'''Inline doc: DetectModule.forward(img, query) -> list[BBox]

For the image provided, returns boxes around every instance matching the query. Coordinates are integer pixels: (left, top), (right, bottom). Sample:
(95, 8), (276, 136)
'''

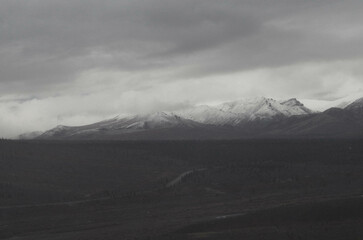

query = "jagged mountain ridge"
(36, 97), (315, 139)
(253, 97), (363, 138)
(174, 97), (313, 126)
(220, 97), (312, 121)
(34, 97), (363, 139)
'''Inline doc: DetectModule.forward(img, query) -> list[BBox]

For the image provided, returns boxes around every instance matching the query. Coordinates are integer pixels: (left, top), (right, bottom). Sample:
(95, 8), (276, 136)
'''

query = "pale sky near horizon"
(1, 0), (363, 137)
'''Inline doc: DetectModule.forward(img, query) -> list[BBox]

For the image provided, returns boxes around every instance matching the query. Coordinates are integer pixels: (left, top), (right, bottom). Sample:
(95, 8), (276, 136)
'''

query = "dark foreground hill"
(1, 139), (363, 239)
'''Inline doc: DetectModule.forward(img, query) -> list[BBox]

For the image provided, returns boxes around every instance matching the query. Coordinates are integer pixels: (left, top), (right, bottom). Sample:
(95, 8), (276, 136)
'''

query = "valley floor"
(0, 139), (362, 239)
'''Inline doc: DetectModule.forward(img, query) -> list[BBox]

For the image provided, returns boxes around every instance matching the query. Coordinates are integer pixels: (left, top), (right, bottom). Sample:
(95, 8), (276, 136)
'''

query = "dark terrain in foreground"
(0, 139), (363, 239)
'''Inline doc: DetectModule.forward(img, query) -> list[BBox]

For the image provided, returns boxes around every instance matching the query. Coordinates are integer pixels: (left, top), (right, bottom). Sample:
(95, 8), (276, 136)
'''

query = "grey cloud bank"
(0, 0), (363, 137)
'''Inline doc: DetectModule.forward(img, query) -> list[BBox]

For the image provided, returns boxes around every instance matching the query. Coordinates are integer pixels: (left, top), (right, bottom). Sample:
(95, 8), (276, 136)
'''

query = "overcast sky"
(1, 0), (363, 137)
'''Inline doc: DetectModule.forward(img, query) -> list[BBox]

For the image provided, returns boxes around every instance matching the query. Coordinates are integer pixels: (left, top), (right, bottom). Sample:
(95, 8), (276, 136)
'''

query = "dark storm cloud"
(1, 0), (361, 93)
(1, 0), (363, 137)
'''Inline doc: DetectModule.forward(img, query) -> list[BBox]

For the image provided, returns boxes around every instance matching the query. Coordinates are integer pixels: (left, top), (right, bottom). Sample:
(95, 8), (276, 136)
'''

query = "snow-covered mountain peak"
(175, 97), (312, 125)
(49, 125), (72, 132)
(220, 97), (263, 115)
(281, 98), (303, 107)
(136, 111), (174, 121)
(36, 96), (316, 139)
(217, 97), (312, 121)
(39, 125), (72, 138)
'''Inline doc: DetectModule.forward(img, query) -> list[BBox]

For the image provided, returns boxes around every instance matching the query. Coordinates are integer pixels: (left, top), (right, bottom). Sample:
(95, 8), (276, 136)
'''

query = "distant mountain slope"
(38, 112), (206, 139)
(174, 105), (239, 126)
(18, 131), (44, 140)
(34, 97), (363, 140)
(345, 97), (363, 116)
(220, 97), (312, 121)
(259, 98), (363, 137)
(301, 92), (363, 111)
(174, 97), (312, 126)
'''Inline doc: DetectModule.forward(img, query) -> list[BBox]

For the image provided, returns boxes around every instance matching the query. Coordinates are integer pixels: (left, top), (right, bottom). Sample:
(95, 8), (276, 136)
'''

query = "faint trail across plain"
(166, 168), (207, 188)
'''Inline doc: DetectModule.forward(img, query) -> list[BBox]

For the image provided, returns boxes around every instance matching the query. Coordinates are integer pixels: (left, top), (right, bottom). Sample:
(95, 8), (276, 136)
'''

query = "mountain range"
(28, 97), (363, 140)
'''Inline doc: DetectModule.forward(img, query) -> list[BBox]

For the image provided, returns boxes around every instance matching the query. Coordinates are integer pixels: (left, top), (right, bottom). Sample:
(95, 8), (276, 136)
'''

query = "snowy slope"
(174, 105), (239, 126)
(37, 97), (314, 139)
(220, 97), (312, 121)
(344, 98), (363, 118)
(301, 92), (363, 111)
(110, 112), (201, 129)
(280, 98), (313, 115)
(38, 112), (202, 139)
(175, 97), (312, 126)
(345, 97), (363, 110)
